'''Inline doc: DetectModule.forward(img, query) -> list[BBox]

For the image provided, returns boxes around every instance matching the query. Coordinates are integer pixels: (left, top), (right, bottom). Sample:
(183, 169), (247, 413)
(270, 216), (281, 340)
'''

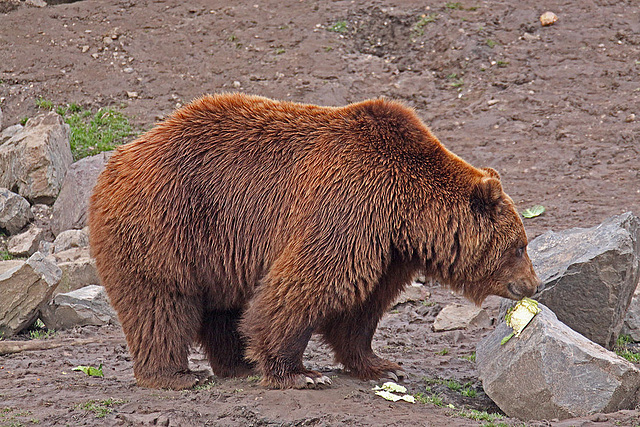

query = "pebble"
(127, 91), (138, 98)
(233, 81), (241, 88)
(487, 99), (499, 106)
(540, 11), (558, 27)
(625, 113), (635, 123)
(81, 45), (90, 53)
(123, 67), (134, 74)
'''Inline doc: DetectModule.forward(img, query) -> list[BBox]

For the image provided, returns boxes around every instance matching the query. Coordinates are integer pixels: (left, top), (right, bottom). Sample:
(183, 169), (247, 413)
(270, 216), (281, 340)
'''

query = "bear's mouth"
(507, 282), (525, 300)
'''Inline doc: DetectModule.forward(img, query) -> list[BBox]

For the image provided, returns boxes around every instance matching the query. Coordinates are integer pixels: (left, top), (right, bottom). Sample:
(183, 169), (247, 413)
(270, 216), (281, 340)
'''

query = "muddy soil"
(1, 0), (639, 425)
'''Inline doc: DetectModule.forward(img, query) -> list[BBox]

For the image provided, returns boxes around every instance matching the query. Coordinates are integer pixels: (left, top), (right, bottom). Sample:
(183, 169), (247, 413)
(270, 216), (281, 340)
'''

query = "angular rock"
(0, 112), (73, 204)
(622, 286), (640, 341)
(40, 285), (118, 330)
(52, 228), (89, 253)
(7, 226), (44, 257)
(477, 303), (640, 420)
(529, 212), (640, 349)
(433, 303), (490, 332)
(0, 188), (33, 234)
(1, 124), (24, 144)
(46, 246), (100, 294)
(0, 252), (61, 337)
(55, 257), (101, 295)
(50, 152), (111, 235)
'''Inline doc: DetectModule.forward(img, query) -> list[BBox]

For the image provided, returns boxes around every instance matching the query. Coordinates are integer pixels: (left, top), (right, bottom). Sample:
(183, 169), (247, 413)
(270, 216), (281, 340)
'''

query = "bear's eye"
(516, 246), (525, 258)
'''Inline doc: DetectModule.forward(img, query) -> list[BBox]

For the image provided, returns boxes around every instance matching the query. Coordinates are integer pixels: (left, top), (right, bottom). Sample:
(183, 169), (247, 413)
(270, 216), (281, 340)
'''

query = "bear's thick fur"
(89, 93), (540, 389)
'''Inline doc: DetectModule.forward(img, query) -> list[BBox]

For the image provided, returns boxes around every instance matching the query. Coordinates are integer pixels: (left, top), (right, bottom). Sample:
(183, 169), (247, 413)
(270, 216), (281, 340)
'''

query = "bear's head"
(454, 168), (541, 305)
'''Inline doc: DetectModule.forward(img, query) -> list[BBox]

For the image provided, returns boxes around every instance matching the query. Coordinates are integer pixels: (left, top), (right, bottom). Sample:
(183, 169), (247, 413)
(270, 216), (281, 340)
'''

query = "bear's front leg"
(320, 309), (406, 382)
(240, 288), (332, 389)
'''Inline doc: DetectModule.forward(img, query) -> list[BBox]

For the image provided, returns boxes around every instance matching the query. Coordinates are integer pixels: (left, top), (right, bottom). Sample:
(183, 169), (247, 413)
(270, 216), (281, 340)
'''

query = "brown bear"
(89, 93), (540, 390)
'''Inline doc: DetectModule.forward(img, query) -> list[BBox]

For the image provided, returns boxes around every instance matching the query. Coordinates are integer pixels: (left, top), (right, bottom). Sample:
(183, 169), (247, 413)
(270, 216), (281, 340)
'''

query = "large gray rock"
(0, 252), (62, 337)
(0, 112), (72, 204)
(529, 212), (640, 349)
(40, 285), (118, 330)
(7, 226), (44, 257)
(477, 303), (640, 420)
(432, 303), (490, 332)
(50, 152), (111, 236)
(0, 188), (33, 234)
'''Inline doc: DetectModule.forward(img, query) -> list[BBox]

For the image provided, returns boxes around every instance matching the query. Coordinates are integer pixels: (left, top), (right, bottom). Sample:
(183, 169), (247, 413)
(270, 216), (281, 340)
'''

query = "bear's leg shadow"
(240, 286), (332, 389)
(198, 308), (255, 378)
(114, 283), (205, 390)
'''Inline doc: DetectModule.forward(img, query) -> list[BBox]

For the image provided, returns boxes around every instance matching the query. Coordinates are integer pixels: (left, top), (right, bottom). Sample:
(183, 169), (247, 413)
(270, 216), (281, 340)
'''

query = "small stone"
(123, 67), (134, 74)
(127, 91), (138, 98)
(522, 33), (540, 42)
(233, 81), (241, 88)
(0, 188), (33, 235)
(103, 36), (113, 45)
(81, 45), (90, 53)
(540, 11), (558, 27)
(91, 53), (99, 59)
(487, 99), (499, 106)
(53, 229), (89, 253)
(8, 226), (44, 257)
(625, 113), (635, 123)
(433, 303), (491, 332)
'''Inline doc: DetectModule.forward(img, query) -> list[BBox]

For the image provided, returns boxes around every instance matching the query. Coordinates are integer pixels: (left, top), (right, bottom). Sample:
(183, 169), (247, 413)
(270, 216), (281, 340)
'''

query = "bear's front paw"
(262, 370), (333, 389)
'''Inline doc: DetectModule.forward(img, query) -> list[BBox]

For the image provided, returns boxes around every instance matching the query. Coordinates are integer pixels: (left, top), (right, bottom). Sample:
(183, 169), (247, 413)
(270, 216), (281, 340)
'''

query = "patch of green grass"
(436, 347), (449, 356)
(460, 352), (476, 362)
(486, 38), (498, 48)
(35, 97), (54, 110)
(327, 20), (348, 33)
(60, 106), (134, 161)
(0, 250), (13, 261)
(414, 391), (444, 406)
(28, 327), (55, 340)
(274, 47), (286, 55)
(615, 334), (640, 363)
(19, 117), (29, 126)
(193, 380), (216, 391)
(0, 408), (34, 427)
(424, 377), (478, 398)
(496, 60), (509, 68)
(76, 398), (124, 419)
(412, 13), (439, 37)
(445, 2), (463, 9)
(455, 408), (503, 422)
(246, 375), (261, 383)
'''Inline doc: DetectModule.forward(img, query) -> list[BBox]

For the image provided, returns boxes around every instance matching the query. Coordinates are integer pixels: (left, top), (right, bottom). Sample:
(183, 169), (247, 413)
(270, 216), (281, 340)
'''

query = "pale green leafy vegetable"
(374, 390), (416, 403)
(73, 364), (104, 377)
(501, 298), (541, 345)
(522, 205), (545, 218)
(373, 381), (407, 393)
(372, 382), (415, 403)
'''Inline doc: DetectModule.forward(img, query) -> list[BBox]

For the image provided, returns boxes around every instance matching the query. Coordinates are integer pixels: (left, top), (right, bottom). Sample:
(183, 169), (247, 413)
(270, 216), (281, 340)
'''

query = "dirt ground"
(1, 0), (639, 425)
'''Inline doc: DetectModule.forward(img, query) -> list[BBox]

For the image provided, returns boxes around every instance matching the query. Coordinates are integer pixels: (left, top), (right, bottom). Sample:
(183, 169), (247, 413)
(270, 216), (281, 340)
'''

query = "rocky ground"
(1, 0), (639, 425)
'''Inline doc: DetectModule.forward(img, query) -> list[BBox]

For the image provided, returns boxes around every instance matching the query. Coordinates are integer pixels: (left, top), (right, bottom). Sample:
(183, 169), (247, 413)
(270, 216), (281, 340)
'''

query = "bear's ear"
(470, 177), (503, 214)
(481, 167), (500, 179)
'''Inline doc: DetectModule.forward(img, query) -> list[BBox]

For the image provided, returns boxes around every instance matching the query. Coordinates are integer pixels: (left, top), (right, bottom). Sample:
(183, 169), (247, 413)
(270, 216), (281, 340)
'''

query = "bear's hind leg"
(198, 309), (255, 378)
(116, 286), (204, 390)
(241, 291), (331, 389)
